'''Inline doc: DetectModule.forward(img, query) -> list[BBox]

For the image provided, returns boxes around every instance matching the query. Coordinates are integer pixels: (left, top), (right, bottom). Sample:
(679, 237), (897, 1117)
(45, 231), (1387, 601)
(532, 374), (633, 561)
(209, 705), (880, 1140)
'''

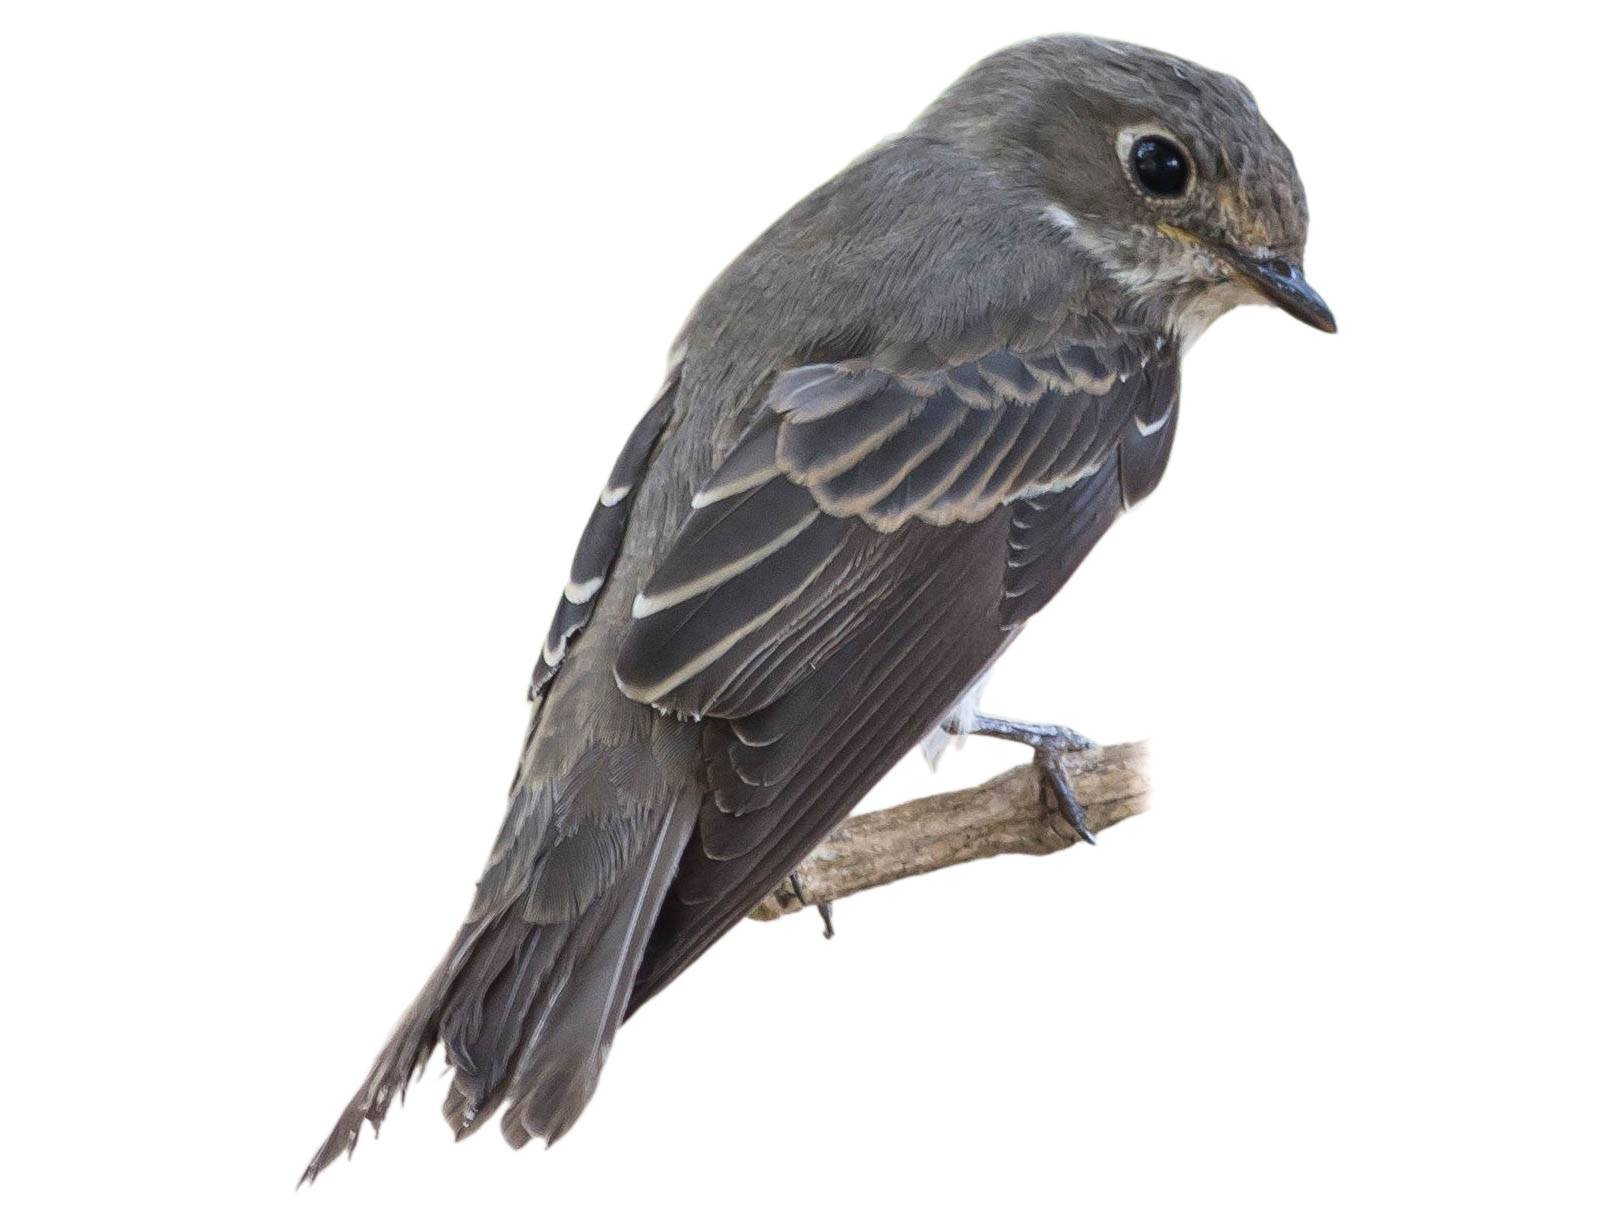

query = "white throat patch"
(1041, 203), (1256, 348)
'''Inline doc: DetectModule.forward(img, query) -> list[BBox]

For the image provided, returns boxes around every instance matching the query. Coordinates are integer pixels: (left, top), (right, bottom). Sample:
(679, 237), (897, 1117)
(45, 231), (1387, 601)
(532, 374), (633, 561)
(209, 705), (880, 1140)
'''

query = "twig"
(749, 740), (1149, 922)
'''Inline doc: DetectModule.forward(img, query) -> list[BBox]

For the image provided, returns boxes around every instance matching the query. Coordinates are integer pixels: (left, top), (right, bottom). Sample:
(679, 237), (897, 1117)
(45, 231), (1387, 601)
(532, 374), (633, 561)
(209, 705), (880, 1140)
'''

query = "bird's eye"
(1130, 136), (1191, 198)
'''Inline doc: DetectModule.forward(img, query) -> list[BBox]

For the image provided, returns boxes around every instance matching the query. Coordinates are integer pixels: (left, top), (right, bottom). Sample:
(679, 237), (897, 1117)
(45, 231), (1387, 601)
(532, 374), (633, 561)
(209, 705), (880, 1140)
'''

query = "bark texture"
(749, 740), (1148, 921)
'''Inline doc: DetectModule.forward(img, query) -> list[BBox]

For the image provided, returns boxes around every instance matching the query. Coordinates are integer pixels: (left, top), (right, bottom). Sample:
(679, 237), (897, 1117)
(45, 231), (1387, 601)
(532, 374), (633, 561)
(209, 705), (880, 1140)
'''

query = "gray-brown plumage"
(303, 33), (1331, 1180)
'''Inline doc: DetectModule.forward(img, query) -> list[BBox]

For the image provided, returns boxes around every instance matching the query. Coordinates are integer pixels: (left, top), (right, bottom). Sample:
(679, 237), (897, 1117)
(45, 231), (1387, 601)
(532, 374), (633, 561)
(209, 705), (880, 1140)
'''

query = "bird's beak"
(1156, 224), (1336, 333)
(1224, 248), (1336, 334)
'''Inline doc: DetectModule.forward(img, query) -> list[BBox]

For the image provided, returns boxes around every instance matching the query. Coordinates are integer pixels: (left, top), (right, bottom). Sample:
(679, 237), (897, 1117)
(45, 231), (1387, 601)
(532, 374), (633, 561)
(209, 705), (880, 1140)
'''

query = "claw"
(1035, 747), (1098, 845)
(790, 871), (837, 938)
(947, 712), (1098, 844)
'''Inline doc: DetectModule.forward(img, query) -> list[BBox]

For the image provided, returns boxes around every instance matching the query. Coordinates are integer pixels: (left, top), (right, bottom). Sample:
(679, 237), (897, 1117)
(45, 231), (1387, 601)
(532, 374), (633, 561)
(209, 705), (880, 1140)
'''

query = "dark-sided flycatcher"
(305, 34), (1332, 1179)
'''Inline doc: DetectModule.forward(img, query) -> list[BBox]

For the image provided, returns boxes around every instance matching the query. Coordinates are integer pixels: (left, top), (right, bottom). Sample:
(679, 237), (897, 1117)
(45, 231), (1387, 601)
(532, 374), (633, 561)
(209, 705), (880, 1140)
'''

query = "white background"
(3, 3), (1615, 1212)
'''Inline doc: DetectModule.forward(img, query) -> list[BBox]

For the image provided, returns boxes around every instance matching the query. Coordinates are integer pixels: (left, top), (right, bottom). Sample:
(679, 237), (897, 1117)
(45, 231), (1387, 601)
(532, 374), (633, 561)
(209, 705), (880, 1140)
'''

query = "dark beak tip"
(1243, 256), (1335, 335)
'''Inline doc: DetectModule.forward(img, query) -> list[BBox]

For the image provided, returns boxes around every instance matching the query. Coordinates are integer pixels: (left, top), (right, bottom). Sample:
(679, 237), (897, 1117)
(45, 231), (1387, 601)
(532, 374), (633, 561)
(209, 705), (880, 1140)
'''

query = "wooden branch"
(749, 740), (1149, 922)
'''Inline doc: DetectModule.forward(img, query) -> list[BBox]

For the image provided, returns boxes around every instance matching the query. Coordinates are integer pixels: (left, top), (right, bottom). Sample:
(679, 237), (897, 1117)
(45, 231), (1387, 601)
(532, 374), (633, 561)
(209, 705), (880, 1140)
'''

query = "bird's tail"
(301, 788), (697, 1183)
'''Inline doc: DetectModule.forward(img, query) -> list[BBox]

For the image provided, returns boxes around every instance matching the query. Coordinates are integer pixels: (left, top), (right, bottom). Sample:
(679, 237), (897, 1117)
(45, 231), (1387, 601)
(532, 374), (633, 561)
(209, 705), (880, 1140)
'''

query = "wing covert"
(528, 372), (679, 701)
(614, 335), (1166, 718)
(616, 331), (1181, 1007)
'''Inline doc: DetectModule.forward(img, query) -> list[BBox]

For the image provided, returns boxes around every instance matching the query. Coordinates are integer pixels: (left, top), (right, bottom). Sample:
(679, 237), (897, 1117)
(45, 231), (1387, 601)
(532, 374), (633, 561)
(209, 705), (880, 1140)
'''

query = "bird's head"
(916, 35), (1335, 341)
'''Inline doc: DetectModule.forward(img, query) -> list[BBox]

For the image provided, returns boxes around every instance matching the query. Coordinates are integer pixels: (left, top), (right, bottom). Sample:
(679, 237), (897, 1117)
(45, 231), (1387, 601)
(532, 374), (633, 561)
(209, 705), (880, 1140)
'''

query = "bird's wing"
(618, 330), (1179, 1005)
(527, 369), (680, 702)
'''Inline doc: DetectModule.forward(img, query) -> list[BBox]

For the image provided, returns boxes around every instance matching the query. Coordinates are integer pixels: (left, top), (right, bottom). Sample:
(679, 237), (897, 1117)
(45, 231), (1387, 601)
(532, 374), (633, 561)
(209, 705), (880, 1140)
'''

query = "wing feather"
(614, 332), (1180, 1007)
(529, 374), (679, 697)
(616, 337), (1171, 717)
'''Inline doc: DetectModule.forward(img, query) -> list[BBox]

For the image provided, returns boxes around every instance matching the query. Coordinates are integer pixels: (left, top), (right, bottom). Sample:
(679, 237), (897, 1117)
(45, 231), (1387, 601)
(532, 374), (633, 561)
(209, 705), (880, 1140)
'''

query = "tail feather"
(302, 789), (697, 1183)
(438, 906), (532, 1076)
(502, 793), (694, 1146)
(299, 918), (491, 1185)
(439, 904), (591, 1138)
(440, 919), (572, 1132)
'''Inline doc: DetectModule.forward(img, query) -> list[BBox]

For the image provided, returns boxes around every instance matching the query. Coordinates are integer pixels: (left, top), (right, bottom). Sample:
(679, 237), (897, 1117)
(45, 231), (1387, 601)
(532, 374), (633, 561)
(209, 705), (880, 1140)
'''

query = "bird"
(302, 33), (1333, 1181)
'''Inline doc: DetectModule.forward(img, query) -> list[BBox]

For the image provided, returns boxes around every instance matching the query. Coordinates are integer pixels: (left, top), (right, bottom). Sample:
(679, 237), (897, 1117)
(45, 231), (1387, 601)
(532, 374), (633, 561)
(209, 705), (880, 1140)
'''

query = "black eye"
(1130, 135), (1190, 197)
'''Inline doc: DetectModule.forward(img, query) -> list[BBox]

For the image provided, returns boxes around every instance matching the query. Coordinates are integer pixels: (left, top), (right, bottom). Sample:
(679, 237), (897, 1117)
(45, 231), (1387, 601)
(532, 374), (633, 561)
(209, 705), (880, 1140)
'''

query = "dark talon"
(1036, 748), (1098, 845)
(947, 712), (1098, 844)
(790, 871), (836, 938)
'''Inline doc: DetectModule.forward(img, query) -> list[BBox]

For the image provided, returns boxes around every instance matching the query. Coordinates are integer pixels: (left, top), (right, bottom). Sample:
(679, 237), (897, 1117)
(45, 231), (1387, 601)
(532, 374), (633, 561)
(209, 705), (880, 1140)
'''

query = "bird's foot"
(946, 713), (1099, 844)
(789, 871), (836, 939)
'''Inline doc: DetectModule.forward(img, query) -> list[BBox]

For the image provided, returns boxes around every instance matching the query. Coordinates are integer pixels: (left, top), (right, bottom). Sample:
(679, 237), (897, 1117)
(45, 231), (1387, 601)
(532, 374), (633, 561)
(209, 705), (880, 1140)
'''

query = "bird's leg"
(945, 713), (1099, 844)
(789, 871), (836, 939)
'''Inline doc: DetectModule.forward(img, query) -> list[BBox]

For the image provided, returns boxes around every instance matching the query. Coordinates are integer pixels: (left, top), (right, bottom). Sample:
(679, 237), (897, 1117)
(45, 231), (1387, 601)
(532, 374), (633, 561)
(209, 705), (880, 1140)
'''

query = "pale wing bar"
(529, 373), (679, 700)
(614, 339), (1156, 715)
